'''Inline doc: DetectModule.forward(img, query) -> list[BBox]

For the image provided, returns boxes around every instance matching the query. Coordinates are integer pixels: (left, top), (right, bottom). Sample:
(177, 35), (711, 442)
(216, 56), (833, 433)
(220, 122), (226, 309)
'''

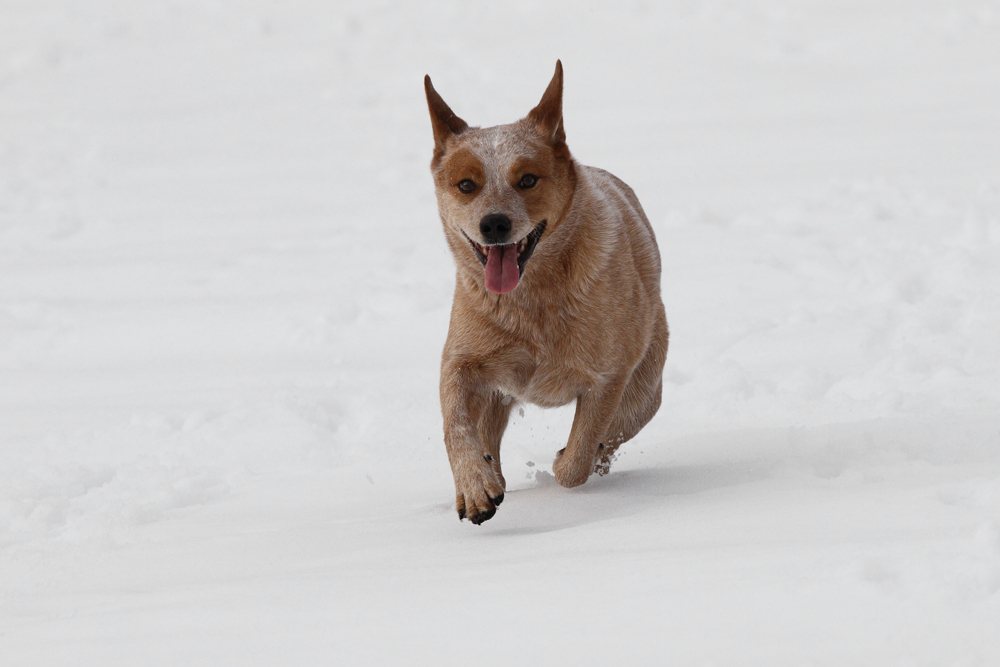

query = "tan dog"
(425, 61), (669, 524)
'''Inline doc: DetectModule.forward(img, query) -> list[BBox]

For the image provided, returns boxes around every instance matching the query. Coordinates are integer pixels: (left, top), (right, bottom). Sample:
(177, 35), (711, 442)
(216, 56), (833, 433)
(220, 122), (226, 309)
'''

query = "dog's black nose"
(479, 213), (512, 244)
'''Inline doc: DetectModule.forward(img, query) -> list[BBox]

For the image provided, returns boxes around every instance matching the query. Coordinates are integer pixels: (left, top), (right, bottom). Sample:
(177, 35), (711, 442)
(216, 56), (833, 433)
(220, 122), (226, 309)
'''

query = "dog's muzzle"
(464, 219), (547, 294)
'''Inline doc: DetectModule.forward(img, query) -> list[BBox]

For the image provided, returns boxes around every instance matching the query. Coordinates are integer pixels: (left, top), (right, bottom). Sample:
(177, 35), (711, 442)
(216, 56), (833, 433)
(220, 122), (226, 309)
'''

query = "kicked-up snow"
(2, 1), (1000, 664)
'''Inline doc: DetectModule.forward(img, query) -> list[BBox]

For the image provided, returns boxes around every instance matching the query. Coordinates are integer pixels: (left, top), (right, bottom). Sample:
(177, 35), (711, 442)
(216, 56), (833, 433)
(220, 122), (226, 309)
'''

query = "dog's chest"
(518, 359), (590, 407)
(499, 335), (598, 408)
(492, 300), (608, 408)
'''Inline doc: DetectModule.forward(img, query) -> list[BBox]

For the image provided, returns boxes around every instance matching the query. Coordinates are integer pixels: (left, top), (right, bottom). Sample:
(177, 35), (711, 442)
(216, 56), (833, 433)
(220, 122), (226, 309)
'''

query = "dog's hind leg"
(594, 317), (669, 475)
(553, 315), (669, 488)
(478, 390), (514, 489)
(594, 374), (661, 475)
(553, 375), (630, 488)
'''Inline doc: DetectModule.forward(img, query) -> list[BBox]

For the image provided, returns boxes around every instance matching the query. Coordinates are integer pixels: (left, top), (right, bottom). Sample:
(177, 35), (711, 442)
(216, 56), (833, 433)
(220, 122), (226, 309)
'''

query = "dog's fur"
(425, 61), (668, 524)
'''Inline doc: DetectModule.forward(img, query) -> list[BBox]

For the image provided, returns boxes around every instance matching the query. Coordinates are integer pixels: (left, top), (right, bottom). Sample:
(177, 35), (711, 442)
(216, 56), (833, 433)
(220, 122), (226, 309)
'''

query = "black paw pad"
(470, 506), (497, 525)
(458, 508), (466, 521)
(490, 493), (504, 506)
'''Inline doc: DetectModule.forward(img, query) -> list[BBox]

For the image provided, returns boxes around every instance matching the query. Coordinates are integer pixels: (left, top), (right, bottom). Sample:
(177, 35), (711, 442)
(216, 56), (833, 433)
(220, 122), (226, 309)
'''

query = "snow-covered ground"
(3, 1), (1000, 664)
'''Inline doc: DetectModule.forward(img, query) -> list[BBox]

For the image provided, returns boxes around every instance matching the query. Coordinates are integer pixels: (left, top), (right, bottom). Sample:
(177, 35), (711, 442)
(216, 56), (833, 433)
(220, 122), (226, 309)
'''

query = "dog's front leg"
(553, 377), (628, 488)
(441, 363), (507, 524)
(479, 390), (514, 490)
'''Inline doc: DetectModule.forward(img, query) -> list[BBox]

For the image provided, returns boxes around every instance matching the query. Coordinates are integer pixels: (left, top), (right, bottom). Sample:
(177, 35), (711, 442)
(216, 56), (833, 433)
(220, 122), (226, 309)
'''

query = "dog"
(425, 61), (669, 524)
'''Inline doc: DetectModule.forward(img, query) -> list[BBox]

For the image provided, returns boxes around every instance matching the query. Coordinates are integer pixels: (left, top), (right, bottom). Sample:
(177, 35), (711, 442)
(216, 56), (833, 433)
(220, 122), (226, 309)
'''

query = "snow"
(2, 1), (1000, 664)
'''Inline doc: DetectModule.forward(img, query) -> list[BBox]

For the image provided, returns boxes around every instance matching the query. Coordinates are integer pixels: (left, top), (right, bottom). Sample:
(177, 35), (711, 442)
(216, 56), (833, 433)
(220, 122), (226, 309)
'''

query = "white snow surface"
(3, 1), (1000, 664)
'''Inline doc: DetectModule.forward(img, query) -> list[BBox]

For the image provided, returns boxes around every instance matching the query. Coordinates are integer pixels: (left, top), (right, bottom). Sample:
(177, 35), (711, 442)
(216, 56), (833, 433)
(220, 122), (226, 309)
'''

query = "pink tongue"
(484, 244), (520, 294)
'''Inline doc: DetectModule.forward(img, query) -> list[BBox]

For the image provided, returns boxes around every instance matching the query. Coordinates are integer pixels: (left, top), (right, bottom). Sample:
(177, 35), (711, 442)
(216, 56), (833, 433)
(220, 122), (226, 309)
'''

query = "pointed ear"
(528, 60), (565, 145)
(424, 75), (468, 152)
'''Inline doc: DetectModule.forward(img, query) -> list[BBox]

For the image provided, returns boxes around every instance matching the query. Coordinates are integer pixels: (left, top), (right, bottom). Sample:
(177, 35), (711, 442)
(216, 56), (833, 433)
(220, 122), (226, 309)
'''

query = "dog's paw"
(554, 443), (615, 484)
(456, 489), (505, 525)
(552, 450), (591, 488)
(454, 456), (506, 525)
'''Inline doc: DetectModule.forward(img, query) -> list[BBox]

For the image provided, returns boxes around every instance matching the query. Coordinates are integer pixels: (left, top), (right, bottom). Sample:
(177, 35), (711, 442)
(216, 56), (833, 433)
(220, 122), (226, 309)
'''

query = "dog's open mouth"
(465, 220), (547, 294)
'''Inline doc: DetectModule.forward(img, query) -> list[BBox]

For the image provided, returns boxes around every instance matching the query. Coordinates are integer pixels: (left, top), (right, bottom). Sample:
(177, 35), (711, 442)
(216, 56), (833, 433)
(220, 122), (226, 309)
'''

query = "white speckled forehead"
(462, 124), (538, 190)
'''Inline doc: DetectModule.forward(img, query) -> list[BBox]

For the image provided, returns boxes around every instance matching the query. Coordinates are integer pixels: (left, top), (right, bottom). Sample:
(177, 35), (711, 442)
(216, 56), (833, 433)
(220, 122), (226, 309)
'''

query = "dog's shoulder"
(575, 165), (659, 263)
(578, 166), (646, 223)
(581, 166), (637, 201)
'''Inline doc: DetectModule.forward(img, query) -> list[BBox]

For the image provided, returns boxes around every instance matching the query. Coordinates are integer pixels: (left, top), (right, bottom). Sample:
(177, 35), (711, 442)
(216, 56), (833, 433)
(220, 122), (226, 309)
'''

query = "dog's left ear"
(425, 75), (468, 153)
(528, 60), (566, 146)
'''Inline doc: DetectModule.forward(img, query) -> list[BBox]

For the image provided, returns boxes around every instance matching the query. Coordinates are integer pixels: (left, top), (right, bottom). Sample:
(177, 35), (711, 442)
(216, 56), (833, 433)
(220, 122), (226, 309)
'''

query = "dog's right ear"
(528, 60), (565, 147)
(425, 75), (468, 153)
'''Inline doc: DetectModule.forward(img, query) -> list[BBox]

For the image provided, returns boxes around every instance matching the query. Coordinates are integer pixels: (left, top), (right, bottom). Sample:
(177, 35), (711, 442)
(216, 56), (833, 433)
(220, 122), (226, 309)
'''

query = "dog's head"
(425, 61), (576, 295)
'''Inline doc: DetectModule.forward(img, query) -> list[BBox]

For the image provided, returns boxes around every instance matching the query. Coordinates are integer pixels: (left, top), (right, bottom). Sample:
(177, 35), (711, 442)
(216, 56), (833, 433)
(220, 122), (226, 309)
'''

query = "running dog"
(425, 61), (668, 524)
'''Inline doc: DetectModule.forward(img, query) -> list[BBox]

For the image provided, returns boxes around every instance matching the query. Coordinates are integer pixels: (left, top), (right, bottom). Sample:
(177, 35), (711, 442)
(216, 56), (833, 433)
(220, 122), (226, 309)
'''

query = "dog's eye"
(457, 179), (477, 194)
(518, 174), (538, 189)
